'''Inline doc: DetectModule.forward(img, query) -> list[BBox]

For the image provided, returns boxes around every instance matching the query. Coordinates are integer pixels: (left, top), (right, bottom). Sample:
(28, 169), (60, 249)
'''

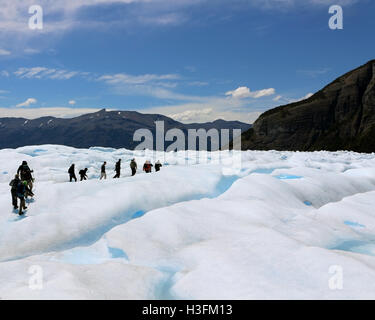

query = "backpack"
(20, 165), (32, 180)
(9, 179), (19, 190)
(16, 182), (25, 197)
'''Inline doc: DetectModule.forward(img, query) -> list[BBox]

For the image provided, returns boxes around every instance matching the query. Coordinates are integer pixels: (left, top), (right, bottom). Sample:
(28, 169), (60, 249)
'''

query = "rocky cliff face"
(242, 60), (375, 152)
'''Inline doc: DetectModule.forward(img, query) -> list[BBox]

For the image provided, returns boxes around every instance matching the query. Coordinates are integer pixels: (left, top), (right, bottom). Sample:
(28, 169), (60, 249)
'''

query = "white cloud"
(0, 0), (202, 37)
(251, 88), (276, 98)
(272, 92), (315, 104)
(0, 0), (360, 42)
(226, 87), (251, 99)
(226, 86), (276, 99)
(309, 0), (358, 5)
(14, 67), (48, 79)
(68, 100), (76, 105)
(97, 72), (195, 101)
(0, 71), (9, 77)
(250, 0), (358, 9)
(287, 92), (314, 103)
(143, 94), (262, 123)
(14, 67), (80, 80)
(9, 66), (201, 102)
(97, 73), (180, 85)
(138, 12), (188, 26)
(16, 98), (37, 108)
(50, 70), (79, 80)
(0, 107), (103, 119)
(168, 108), (213, 122)
(297, 92), (314, 101)
(12, 67), (179, 90)
(167, 106), (260, 124)
(0, 49), (11, 56)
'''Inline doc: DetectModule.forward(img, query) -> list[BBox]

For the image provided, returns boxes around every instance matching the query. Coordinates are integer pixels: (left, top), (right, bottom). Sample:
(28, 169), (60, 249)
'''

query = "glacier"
(1, 145), (375, 299)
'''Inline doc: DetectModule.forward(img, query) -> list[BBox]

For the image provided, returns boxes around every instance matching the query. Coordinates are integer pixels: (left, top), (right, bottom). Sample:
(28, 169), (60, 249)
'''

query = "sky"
(0, 0), (374, 123)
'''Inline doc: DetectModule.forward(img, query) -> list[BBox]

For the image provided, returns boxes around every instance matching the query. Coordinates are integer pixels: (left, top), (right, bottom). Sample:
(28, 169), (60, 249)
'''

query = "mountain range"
(0, 109), (251, 150)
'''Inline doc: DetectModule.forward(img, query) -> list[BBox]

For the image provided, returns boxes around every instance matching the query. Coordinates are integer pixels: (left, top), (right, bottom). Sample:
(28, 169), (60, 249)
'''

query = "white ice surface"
(1, 146), (375, 299)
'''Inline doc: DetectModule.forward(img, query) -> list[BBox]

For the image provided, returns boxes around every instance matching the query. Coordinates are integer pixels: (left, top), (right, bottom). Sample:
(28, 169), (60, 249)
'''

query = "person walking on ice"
(143, 160), (153, 173)
(68, 164), (77, 182)
(113, 159), (121, 178)
(9, 174), (21, 210)
(130, 158), (137, 176)
(17, 161), (34, 193)
(155, 160), (163, 172)
(17, 181), (34, 215)
(100, 161), (107, 180)
(79, 168), (88, 181)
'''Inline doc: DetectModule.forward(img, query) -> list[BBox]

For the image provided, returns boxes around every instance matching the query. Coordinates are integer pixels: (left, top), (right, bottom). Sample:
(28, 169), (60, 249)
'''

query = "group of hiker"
(9, 158), (163, 216)
(9, 161), (35, 216)
(68, 159), (163, 182)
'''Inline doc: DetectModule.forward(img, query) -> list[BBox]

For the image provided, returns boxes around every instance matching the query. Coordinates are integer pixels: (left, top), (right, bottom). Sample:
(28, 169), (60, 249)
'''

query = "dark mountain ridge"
(0, 109), (251, 150)
(241, 60), (375, 153)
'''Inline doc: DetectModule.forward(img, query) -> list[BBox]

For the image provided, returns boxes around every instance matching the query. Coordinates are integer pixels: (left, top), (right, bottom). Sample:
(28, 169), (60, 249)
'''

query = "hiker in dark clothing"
(113, 159), (121, 178)
(130, 159), (137, 176)
(79, 168), (88, 181)
(17, 161), (34, 192)
(17, 181), (34, 215)
(17, 161), (31, 180)
(68, 164), (77, 182)
(143, 161), (153, 173)
(100, 162), (107, 180)
(155, 161), (163, 172)
(9, 174), (21, 210)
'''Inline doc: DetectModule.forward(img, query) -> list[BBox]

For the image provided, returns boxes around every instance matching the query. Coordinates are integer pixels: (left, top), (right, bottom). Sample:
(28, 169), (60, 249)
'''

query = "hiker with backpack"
(68, 164), (77, 182)
(143, 161), (153, 173)
(100, 162), (107, 180)
(9, 174), (21, 210)
(17, 161), (34, 193)
(130, 159), (137, 176)
(79, 168), (88, 181)
(114, 159), (121, 178)
(17, 181), (34, 215)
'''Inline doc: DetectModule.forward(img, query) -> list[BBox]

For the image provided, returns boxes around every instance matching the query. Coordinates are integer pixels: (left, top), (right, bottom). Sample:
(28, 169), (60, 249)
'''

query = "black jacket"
(68, 165), (75, 175)
(9, 178), (20, 190)
(17, 165), (32, 180)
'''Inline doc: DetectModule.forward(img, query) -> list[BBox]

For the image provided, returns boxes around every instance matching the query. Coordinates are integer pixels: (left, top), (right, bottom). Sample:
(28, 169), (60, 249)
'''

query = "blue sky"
(0, 0), (374, 123)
